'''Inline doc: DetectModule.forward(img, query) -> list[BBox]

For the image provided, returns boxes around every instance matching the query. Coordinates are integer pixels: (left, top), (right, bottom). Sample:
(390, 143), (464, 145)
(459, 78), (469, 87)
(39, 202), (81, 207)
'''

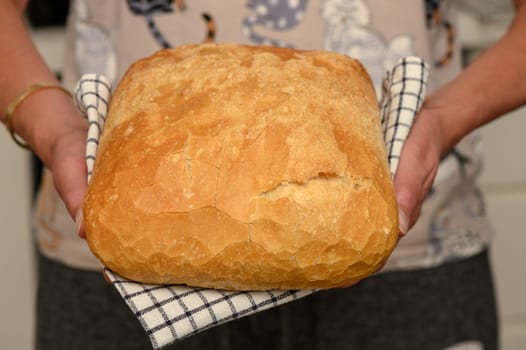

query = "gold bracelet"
(5, 83), (73, 150)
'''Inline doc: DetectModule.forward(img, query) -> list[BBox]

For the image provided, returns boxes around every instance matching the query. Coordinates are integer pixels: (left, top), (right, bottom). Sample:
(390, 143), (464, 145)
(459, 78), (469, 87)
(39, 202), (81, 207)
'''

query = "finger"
(394, 187), (412, 236)
(393, 146), (425, 235)
(75, 210), (86, 239)
(394, 160), (435, 235)
(393, 115), (441, 235)
(53, 154), (87, 224)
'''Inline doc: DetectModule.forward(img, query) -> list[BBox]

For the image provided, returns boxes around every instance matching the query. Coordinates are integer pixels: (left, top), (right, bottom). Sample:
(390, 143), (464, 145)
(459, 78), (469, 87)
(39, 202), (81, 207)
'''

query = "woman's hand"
(10, 87), (90, 237)
(23, 89), (90, 237)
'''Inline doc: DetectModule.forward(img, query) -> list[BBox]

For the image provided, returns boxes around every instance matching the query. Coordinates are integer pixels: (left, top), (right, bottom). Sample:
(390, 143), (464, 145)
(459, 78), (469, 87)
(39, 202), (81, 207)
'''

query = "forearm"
(0, 0), (59, 117)
(0, 0), (84, 166)
(423, 1), (526, 155)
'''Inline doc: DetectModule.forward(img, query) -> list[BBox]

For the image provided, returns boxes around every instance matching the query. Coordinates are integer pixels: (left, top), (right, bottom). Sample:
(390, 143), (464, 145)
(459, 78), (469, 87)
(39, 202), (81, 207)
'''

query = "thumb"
(393, 120), (441, 236)
(395, 188), (412, 236)
(52, 152), (88, 238)
(393, 162), (426, 236)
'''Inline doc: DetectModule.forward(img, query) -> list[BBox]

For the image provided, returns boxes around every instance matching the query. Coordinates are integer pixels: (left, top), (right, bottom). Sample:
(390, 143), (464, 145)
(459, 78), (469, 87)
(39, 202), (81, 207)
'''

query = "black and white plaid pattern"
(107, 276), (313, 348)
(74, 74), (112, 183)
(380, 57), (430, 176)
(75, 57), (428, 349)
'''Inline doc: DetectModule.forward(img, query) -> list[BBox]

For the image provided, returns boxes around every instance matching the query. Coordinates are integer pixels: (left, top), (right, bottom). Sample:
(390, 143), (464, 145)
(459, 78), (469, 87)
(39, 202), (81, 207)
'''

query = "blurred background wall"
(1, 1), (525, 349)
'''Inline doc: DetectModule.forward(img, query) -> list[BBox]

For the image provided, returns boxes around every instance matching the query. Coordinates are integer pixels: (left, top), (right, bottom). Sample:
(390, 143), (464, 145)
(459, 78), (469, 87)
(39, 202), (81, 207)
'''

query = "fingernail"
(75, 210), (84, 237)
(102, 268), (112, 284)
(398, 210), (409, 236)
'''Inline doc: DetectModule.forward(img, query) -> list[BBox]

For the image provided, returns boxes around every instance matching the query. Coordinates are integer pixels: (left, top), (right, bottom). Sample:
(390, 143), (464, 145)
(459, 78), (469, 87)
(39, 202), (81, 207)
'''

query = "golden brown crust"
(83, 43), (398, 290)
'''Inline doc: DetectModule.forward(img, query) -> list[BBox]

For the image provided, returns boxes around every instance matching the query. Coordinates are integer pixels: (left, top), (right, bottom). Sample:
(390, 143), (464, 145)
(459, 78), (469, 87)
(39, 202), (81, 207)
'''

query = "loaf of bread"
(83, 43), (398, 291)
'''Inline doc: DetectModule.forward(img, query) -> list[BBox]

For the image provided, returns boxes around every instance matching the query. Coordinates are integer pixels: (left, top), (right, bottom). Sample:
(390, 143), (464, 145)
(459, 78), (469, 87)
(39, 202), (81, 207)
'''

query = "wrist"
(411, 107), (447, 160)
(5, 84), (72, 148)
(11, 84), (87, 166)
(419, 86), (482, 156)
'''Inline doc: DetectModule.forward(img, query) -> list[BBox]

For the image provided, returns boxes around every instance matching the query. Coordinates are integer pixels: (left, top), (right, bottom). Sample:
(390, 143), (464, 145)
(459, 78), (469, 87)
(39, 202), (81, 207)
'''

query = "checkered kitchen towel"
(75, 56), (429, 349)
